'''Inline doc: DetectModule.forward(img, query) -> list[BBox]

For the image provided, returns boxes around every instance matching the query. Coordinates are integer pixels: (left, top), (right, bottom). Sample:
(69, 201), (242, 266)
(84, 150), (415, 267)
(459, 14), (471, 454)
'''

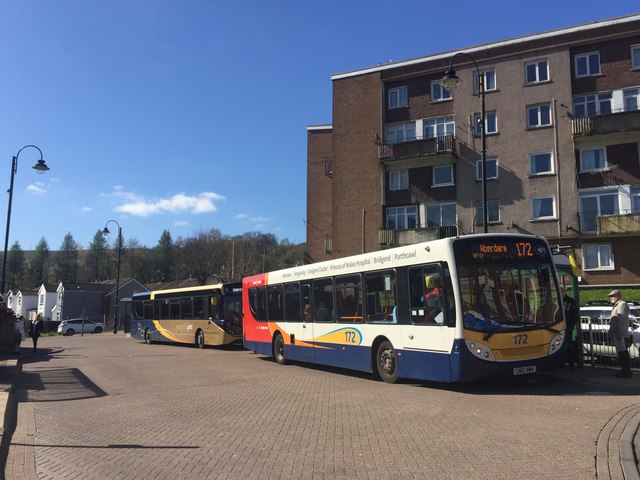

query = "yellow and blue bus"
(242, 234), (566, 383)
(131, 283), (242, 348)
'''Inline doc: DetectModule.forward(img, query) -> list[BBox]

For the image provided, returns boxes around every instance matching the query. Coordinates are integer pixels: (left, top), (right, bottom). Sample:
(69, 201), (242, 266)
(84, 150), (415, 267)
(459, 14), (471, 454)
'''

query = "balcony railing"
(571, 108), (640, 136)
(377, 134), (455, 162)
(579, 209), (640, 235)
(378, 225), (458, 246)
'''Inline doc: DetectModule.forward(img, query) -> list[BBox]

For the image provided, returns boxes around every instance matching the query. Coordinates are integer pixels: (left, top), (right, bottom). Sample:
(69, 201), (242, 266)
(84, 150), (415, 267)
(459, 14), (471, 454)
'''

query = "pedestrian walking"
(28, 318), (44, 353)
(562, 287), (579, 370)
(14, 315), (24, 354)
(608, 290), (632, 378)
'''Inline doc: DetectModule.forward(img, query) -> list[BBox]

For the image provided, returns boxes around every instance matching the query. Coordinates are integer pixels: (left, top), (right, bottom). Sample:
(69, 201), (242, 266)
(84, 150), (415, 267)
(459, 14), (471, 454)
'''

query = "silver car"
(57, 318), (106, 336)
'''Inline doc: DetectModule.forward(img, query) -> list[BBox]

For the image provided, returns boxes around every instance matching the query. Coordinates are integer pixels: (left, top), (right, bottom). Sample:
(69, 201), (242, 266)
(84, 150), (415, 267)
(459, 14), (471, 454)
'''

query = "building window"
(632, 45), (640, 69)
(430, 81), (451, 102)
(583, 244), (613, 271)
(624, 88), (640, 112)
(386, 205), (417, 230)
(475, 157), (498, 181)
(384, 122), (416, 144)
(527, 104), (551, 128)
(531, 196), (556, 220)
(389, 170), (408, 191)
(474, 111), (497, 136)
(579, 148), (607, 172)
(424, 115), (454, 139)
(632, 187), (640, 213)
(476, 200), (500, 225)
(574, 52), (600, 78)
(573, 93), (612, 118)
(433, 165), (454, 187)
(473, 69), (496, 93)
(579, 190), (619, 232)
(426, 202), (456, 227)
(388, 86), (407, 109)
(529, 152), (553, 175)
(525, 60), (549, 84)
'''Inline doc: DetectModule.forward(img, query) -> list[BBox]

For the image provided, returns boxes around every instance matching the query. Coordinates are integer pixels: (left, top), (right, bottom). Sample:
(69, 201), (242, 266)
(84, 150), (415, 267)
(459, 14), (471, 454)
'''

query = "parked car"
(57, 318), (106, 336)
(579, 302), (640, 358)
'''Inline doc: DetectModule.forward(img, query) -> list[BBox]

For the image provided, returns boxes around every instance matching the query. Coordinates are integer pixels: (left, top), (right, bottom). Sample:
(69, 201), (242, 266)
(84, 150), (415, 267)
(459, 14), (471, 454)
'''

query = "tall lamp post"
(440, 52), (488, 233)
(1, 145), (50, 294)
(102, 220), (122, 334)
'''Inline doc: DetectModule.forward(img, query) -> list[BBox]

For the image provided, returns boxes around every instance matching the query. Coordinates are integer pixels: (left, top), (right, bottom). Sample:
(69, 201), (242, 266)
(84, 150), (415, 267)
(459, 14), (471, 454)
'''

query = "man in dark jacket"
(562, 287), (579, 370)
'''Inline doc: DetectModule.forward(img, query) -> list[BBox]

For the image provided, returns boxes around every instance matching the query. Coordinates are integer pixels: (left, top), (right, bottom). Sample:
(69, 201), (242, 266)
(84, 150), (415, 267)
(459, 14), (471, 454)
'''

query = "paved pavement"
(0, 334), (638, 479)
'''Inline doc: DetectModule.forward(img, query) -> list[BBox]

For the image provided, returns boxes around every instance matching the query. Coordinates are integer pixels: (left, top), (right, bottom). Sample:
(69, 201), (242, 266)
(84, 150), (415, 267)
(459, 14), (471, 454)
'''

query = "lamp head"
(439, 69), (463, 92)
(102, 227), (110, 236)
(32, 159), (50, 175)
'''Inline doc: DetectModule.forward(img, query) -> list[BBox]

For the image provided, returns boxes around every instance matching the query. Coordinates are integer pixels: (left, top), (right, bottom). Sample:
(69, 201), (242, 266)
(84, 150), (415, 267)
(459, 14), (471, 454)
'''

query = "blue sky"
(0, 1), (638, 250)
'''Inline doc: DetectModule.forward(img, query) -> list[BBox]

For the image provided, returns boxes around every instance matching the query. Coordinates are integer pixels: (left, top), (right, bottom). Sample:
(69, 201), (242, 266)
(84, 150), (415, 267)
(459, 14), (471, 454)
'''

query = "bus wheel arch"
(272, 331), (287, 365)
(196, 329), (205, 349)
(373, 337), (399, 383)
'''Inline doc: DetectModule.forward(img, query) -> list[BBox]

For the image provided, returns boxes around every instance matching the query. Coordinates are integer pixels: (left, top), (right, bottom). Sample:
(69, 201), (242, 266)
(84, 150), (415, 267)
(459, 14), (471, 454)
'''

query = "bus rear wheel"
(376, 340), (398, 383)
(273, 333), (287, 365)
(196, 330), (205, 349)
(144, 328), (152, 344)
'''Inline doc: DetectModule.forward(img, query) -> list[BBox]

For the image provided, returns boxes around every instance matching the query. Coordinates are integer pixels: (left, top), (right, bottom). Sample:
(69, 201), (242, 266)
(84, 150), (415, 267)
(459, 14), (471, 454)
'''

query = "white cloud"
(82, 206), (92, 213)
(114, 192), (225, 217)
(174, 220), (190, 227)
(26, 182), (46, 195)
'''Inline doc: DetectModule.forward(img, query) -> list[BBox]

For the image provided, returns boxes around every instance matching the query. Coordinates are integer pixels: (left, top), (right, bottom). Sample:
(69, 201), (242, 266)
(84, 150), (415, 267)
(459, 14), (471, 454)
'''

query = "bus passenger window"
(364, 270), (397, 323)
(313, 278), (334, 322)
(409, 266), (444, 324)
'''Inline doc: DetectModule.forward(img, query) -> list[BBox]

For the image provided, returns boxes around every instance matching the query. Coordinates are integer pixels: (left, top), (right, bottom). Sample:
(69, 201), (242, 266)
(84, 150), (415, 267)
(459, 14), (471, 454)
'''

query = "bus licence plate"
(513, 366), (536, 375)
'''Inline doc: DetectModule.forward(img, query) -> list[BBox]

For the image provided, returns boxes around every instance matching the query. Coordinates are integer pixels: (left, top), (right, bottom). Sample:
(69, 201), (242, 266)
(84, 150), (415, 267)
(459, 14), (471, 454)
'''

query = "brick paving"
(1, 334), (639, 480)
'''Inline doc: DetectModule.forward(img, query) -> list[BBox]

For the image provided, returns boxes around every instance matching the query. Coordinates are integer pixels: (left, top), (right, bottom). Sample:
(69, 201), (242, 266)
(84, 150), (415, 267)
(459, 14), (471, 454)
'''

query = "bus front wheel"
(376, 340), (398, 383)
(144, 329), (152, 344)
(273, 333), (287, 365)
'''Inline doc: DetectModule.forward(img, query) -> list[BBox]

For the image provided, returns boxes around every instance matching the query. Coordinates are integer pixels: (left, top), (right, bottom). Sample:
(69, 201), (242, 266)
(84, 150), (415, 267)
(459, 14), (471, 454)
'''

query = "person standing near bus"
(608, 290), (632, 378)
(562, 287), (579, 371)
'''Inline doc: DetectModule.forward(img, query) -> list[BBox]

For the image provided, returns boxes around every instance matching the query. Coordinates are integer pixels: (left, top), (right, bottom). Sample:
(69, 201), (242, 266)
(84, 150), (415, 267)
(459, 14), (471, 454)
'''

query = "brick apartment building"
(306, 14), (640, 286)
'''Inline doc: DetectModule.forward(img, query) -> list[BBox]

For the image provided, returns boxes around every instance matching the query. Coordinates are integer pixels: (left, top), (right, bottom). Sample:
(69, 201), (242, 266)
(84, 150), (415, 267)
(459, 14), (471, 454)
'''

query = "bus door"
(277, 283), (313, 361)
(204, 294), (224, 344)
(402, 265), (456, 356)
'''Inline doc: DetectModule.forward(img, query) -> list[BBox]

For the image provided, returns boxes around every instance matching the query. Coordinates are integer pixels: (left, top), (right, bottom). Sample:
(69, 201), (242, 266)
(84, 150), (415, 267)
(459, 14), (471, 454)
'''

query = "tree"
(6, 241), (25, 290)
(155, 230), (174, 282)
(28, 237), (50, 287)
(85, 230), (108, 282)
(55, 233), (79, 283)
(176, 229), (228, 285)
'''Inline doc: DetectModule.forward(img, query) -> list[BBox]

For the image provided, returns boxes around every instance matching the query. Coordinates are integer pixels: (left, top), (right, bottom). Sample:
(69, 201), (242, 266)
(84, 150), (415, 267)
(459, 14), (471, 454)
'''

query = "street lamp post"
(1, 145), (50, 294)
(440, 52), (488, 233)
(102, 220), (122, 334)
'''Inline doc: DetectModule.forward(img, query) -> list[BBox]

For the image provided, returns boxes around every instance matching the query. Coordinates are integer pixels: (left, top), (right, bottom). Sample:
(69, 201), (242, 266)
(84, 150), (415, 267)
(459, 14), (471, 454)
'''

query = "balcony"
(378, 134), (456, 169)
(597, 212), (640, 235)
(379, 225), (458, 247)
(572, 109), (640, 143)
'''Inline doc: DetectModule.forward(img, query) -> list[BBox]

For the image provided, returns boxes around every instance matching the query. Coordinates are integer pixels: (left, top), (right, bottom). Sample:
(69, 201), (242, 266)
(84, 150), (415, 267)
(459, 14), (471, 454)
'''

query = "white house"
(15, 290), (38, 319)
(37, 284), (58, 321)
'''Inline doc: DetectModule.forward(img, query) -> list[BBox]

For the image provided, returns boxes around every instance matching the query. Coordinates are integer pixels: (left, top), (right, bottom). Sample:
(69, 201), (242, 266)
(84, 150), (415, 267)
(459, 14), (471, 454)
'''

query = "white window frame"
(475, 157), (499, 181)
(579, 188), (620, 232)
(386, 205), (418, 230)
(574, 52), (601, 78)
(384, 122), (416, 144)
(632, 44), (640, 70)
(432, 165), (454, 187)
(632, 186), (640, 213)
(529, 151), (554, 176)
(573, 93), (612, 118)
(623, 88), (640, 112)
(430, 81), (452, 102)
(389, 170), (409, 191)
(583, 244), (614, 271)
(474, 111), (497, 136)
(527, 104), (552, 128)
(425, 202), (457, 227)
(424, 115), (455, 139)
(476, 200), (500, 225)
(388, 86), (408, 109)
(531, 196), (556, 220)
(525, 59), (549, 84)
(579, 147), (607, 172)
(473, 69), (496, 94)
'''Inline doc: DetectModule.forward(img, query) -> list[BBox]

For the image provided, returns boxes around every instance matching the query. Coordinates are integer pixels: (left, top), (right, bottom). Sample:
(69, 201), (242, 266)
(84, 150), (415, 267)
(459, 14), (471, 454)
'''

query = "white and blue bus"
(243, 234), (566, 383)
(131, 283), (242, 348)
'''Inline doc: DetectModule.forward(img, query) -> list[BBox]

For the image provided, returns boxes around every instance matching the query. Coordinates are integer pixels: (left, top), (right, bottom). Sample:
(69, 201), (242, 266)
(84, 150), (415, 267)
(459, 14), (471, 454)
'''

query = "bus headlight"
(548, 330), (566, 354)
(465, 340), (495, 361)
